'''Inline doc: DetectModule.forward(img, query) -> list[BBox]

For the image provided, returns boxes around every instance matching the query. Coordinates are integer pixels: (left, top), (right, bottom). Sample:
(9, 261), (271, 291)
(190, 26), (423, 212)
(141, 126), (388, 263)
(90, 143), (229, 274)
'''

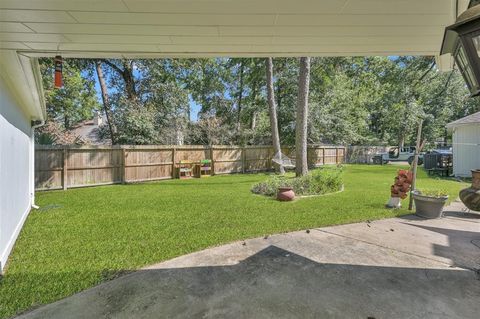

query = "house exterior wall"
(0, 74), (33, 272)
(452, 123), (480, 177)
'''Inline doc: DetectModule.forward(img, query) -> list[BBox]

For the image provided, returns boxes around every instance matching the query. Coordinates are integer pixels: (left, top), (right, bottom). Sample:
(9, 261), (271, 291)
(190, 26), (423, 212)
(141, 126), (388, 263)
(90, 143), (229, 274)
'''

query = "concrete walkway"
(19, 202), (480, 319)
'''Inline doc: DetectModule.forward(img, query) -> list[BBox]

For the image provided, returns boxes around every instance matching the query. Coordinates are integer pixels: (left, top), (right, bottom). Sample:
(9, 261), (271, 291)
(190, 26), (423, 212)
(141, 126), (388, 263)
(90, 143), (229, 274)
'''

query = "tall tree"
(236, 60), (245, 132)
(265, 58), (285, 175)
(295, 57), (311, 177)
(95, 60), (117, 144)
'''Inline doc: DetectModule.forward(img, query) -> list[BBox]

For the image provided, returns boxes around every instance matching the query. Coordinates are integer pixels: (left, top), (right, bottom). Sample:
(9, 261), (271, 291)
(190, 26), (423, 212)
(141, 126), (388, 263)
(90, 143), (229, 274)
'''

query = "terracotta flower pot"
(459, 169), (480, 212)
(277, 187), (295, 201)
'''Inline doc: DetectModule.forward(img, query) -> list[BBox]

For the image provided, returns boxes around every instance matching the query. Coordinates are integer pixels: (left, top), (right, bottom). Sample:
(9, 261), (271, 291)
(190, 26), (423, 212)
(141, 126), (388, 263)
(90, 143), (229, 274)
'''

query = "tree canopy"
(37, 56), (479, 148)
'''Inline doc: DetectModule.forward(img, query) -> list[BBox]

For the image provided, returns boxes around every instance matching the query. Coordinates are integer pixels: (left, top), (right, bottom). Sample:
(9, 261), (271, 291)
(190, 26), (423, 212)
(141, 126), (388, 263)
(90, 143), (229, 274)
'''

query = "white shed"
(447, 111), (480, 177)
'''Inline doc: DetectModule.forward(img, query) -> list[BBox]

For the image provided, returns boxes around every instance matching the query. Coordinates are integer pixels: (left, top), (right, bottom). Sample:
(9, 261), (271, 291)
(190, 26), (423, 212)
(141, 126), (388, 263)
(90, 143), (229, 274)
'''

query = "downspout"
(28, 57), (47, 209)
(30, 119), (45, 209)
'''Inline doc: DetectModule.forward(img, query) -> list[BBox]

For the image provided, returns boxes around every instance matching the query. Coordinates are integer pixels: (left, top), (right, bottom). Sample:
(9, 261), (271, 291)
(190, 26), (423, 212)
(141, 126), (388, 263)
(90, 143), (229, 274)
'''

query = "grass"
(0, 165), (467, 318)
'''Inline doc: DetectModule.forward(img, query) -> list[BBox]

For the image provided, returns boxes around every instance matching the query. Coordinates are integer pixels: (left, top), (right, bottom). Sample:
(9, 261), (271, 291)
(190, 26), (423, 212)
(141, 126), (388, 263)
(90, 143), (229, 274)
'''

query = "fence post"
(210, 146), (215, 175)
(122, 147), (127, 183)
(62, 147), (68, 190)
(242, 147), (246, 173)
(171, 146), (176, 179)
(335, 148), (339, 164)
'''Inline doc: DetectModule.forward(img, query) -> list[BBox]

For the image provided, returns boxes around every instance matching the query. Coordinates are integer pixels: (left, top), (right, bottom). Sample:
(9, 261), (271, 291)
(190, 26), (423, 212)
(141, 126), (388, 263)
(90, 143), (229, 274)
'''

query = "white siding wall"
(452, 124), (480, 177)
(0, 75), (33, 272)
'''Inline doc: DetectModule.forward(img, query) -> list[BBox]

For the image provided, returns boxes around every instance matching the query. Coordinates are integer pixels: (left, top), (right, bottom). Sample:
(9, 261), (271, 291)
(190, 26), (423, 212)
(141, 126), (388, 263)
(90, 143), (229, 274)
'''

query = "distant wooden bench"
(194, 159), (212, 178)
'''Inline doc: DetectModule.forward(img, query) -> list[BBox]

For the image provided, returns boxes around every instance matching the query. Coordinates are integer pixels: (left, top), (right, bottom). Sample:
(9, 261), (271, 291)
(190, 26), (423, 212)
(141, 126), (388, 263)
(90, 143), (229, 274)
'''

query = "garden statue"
(386, 169), (413, 208)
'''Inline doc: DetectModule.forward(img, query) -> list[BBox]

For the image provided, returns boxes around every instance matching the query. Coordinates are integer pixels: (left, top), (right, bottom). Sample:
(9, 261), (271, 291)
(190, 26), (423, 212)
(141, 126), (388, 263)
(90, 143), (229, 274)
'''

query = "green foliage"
(39, 58), (100, 129)
(251, 167), (344, 197)
(108, 99), (159, 145)
(38, 56), (479, 147)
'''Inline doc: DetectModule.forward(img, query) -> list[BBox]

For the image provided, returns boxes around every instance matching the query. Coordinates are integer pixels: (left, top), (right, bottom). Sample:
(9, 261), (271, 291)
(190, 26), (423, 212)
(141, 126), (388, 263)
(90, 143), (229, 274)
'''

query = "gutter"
(17, 54), (46, 121)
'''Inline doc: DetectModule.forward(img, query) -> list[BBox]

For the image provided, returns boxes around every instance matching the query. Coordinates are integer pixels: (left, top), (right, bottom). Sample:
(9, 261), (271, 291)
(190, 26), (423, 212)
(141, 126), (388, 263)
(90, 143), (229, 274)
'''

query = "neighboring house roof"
(71, 117), (109, 145)
(446, 111), (480, 129)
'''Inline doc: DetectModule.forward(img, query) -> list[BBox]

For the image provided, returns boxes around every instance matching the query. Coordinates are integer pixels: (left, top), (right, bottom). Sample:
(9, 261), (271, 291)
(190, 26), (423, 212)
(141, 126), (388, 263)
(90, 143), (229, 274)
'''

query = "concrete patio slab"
(17, 205), (480, 319)
(320, 206), (479, 270)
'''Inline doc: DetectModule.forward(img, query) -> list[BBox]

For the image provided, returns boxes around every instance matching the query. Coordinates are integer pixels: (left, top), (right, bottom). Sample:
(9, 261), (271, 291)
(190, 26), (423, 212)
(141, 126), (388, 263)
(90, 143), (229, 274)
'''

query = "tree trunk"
(122, 60), (137, 101)
(101, 59), (137, 102)
(95, 60), (116, 144)
(237, 61), (244, 132)
(251, 111), (257, 130)
(295, 57), (311, 177)
(250, 76), (258, 130)
(408, 120), (425, 210)
(63, 110), (70, 130)
(398, 134), (405, 149)
(265, 57), (285, 175)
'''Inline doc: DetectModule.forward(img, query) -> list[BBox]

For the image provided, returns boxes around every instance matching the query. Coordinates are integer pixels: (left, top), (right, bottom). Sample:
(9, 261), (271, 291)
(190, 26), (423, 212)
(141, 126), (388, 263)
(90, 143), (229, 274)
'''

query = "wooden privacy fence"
(35, 145), (346, 190)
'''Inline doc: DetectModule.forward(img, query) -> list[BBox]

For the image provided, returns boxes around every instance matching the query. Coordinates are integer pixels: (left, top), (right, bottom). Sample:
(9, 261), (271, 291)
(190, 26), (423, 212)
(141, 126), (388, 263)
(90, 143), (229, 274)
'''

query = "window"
(473, 34), (480, 58)
(455, 43), (479, 91)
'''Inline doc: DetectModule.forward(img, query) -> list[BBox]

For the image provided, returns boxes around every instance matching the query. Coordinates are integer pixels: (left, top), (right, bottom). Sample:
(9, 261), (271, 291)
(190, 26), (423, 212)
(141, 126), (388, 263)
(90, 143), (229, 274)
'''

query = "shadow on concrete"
(397, 212), (480, 271)
(403, 223), (480, 271)
(442, 210), (480, 220)
(18, 246), (480, 319)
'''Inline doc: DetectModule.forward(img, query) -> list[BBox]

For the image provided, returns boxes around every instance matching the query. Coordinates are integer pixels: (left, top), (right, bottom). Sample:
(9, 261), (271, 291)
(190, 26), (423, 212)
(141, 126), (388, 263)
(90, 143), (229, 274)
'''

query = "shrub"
(251, 168), (344, 197)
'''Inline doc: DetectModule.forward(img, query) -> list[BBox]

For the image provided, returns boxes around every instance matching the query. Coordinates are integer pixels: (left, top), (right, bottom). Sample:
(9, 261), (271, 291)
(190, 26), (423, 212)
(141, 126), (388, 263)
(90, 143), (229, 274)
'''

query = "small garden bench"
(194, 159), (212, 178)
(176, 160), (194, 179)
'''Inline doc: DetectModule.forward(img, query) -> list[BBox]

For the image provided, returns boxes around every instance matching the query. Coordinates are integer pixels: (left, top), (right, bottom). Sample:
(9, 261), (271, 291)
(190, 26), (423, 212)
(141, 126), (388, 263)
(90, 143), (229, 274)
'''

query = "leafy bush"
(251, 168), (344, 197)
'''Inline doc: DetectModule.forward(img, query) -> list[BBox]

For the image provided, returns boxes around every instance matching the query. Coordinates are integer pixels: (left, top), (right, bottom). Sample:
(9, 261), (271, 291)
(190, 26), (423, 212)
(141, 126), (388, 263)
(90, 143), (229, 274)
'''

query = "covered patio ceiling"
(0, 0), (471, 59)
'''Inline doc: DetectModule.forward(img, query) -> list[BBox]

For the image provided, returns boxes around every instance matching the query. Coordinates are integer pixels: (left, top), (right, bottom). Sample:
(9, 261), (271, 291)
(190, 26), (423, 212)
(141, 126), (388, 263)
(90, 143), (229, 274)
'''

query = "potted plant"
(412, 189), (449, 219)
(277, 186), (295, 201)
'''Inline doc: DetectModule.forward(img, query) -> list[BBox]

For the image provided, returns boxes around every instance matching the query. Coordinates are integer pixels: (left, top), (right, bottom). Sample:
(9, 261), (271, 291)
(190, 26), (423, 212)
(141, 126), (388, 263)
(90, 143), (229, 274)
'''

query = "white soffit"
(0, 0), (461, 58)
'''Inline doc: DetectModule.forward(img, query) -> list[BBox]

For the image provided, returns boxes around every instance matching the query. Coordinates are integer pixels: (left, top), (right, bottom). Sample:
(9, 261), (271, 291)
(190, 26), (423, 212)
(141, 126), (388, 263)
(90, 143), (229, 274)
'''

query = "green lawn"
(0, 165), (467, 318)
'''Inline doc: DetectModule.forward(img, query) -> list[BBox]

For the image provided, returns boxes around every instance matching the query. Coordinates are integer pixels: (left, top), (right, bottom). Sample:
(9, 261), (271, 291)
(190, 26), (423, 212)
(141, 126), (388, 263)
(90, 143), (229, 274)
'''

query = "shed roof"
(447, 111), (480, 128)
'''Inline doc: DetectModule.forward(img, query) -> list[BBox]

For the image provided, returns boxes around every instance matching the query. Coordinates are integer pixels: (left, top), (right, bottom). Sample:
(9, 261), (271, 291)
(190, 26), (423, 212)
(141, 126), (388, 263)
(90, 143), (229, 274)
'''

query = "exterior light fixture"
(441, 4), (480, 96)
(54, 55), (63, 88)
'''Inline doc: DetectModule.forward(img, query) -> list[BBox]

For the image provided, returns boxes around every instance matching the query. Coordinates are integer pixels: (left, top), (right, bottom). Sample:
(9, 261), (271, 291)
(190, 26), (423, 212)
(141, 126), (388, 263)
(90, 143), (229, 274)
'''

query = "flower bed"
(251, 167), (344, 197)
